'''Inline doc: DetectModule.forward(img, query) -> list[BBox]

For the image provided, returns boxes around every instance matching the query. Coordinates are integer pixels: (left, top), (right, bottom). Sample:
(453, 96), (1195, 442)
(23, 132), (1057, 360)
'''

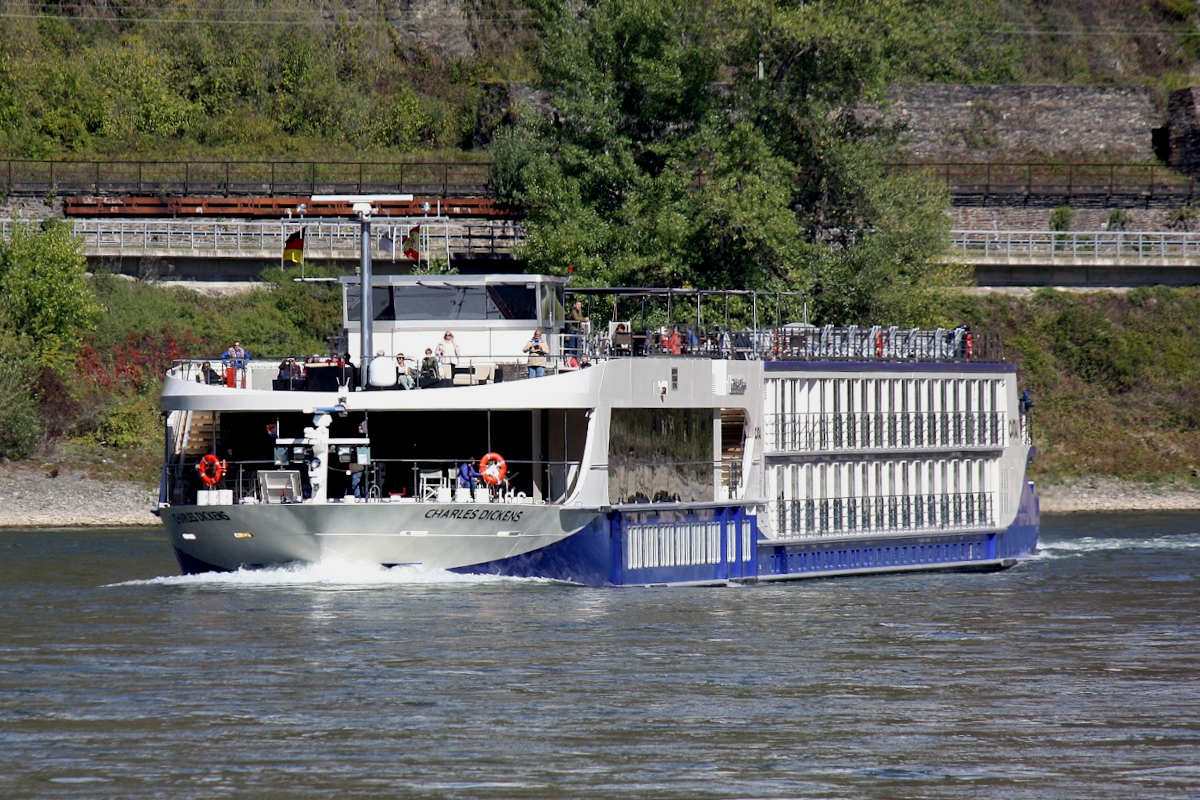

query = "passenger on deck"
(567, 300), (589, 354)
(396, 354), (415, 390)
(220, 340), (250, 388)
(419, 348), (440, 387)
(458, 459), (481, 500)
(435, 331), (459, 363)
(277, 358), (303, 381)
(523, 329), (549, 378)
(198, 361), (221, 385)
(221, 341), (250, 370)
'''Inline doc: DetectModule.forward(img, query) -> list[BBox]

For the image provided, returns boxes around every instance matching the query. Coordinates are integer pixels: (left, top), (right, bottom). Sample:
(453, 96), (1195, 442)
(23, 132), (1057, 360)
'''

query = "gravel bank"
(0, 465), (159, 528)
(2, 466), (1199, 528)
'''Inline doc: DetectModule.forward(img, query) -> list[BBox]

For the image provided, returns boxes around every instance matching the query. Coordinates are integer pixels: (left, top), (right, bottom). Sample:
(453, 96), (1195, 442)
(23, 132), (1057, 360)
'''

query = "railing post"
(271, 162), (276, 195)
(225, 162), (230, 197)
(95, 161), (100, 194)
(358, 162), (363, 193)
(184, 161), (190, 195)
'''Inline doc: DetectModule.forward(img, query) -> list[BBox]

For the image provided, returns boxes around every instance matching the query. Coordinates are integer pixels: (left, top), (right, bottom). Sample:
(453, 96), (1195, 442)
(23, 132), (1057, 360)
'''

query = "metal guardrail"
(6, 219), (1198, 266)
(0, 217), (523, 260)
(889, 162), (1200, 205)
(1, 159), (490, 198)
(3, 158), (1196, 205)
(951, 230), (1200, 262)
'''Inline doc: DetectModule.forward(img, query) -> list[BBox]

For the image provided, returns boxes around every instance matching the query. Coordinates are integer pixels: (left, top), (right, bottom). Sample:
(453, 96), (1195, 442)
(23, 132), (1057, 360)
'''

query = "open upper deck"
(168, 321), (1002, 393)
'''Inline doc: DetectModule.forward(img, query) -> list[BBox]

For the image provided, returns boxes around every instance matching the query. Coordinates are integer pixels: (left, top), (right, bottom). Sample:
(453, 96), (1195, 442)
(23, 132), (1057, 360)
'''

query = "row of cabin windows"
(764, 377), (1007, 452)
(766, 458), (995, 537)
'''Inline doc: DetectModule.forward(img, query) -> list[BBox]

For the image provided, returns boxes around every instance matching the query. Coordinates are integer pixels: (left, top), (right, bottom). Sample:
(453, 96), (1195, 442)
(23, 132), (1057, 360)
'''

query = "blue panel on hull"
(449, 516), (615, 586)
(454, 506), (759, 587)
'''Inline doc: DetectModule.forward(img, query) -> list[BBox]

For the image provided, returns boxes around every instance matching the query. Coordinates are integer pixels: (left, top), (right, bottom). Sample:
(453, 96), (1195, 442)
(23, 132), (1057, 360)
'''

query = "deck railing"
(764, 411), (1007, 454)
(773, 491), (996, 540)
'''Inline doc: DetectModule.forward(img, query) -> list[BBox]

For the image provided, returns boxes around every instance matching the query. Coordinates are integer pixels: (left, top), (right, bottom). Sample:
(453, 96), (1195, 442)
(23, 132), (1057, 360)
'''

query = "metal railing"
(162, 456), (580, 507)
(774, 491), (996, 540)
(951, 229), (1200, 261)
(1, 159), (490, 198)
(3, 158), (1195, 204)
(764, 411), (1007, 454)
(0, 217), (523, 260)
(890, 162), (1200, 205)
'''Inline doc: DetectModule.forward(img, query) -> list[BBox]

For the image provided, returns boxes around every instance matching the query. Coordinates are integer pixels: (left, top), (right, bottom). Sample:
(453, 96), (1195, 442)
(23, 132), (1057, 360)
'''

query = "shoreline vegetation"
(2, 465), (1199, 530)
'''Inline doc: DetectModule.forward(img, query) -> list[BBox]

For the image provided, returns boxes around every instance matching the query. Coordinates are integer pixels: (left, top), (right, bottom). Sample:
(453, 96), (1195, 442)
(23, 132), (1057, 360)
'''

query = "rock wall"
(1168, 88), (1200, 176)
(948, 207), (1180, 232)
(868, 85), (1161, 162)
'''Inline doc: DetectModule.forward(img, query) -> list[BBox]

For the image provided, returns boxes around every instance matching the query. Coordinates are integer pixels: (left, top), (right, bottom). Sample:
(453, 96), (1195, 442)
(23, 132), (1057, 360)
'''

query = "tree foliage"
(0, 1), (531, 158)
(495, 0), (963, 325)
(0, 220), (102, 368)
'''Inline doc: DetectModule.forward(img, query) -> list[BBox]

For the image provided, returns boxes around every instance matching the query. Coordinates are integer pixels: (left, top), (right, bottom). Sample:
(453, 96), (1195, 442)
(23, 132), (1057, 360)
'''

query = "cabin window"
(346, 284), (540, 322)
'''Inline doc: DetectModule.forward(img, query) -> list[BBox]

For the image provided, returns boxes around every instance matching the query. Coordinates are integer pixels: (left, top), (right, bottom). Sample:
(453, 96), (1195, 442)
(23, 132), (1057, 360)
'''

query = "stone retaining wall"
(866, 84), (1161, 162)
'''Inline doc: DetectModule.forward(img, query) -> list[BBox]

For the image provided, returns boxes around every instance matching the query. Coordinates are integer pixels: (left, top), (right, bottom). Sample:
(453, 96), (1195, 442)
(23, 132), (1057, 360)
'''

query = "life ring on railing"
(965, 333), (974, 359)
(479, 452), (507, 485)
(875, 331), (884, 357)
(197, 453), (226, 487)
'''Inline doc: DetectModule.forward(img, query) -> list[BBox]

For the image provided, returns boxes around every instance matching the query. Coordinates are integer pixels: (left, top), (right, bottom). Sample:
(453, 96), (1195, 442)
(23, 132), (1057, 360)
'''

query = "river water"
(1, 512), (1198, 800)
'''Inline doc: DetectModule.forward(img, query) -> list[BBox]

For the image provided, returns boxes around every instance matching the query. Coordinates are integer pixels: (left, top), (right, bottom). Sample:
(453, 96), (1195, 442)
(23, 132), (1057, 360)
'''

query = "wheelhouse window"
(346, 283), (540, 322)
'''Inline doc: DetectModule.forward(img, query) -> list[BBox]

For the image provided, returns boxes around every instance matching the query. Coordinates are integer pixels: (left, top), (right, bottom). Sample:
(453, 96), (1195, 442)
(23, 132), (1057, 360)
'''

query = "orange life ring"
(197, 453), (226, 487)
(479, 452), (507, 485)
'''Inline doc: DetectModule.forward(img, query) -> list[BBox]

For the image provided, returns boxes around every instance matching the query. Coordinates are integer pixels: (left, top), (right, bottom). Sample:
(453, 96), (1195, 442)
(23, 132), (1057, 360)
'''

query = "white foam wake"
(1037, 533), (1200, 557)
(109, 561), (552, 588)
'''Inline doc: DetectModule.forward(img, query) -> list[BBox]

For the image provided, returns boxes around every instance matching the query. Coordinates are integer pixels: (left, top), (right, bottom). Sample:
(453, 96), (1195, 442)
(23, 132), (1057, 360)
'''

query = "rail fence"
(888, 162), (1200, 207)
(5, 219), (1200, 265)
(1, 159), (491, 198)
(0, 217), (523, 260)
(951, 230), (1200, 261)
(4, 158), (1200, 207)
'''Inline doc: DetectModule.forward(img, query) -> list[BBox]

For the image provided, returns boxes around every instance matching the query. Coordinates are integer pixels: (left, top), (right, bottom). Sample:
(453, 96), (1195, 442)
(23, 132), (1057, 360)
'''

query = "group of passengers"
(208, 321), (596, 390)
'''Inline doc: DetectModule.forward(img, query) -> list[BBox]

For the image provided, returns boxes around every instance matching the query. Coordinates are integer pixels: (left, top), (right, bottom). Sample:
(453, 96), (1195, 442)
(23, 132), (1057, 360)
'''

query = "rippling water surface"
(2, 513), (1199, 799)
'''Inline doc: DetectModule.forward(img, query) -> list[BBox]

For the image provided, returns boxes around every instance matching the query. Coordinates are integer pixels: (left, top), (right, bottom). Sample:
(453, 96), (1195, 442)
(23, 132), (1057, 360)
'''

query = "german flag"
(284, 228), (305, 264)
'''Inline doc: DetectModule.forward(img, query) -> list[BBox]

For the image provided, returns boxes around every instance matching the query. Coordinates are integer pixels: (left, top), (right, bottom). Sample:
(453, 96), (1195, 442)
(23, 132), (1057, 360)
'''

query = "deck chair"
(419, 468), (443, 501)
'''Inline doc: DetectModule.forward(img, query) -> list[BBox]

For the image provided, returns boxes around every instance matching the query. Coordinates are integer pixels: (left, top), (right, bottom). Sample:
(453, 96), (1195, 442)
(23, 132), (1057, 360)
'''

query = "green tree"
(0, 220), (102, 368)
(0, 331), (42, 460)
(498, 0), (961, 324)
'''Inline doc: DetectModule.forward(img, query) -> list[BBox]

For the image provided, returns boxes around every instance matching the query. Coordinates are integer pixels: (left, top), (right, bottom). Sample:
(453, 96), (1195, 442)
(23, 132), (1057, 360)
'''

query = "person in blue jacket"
(458, 459), (481, 500)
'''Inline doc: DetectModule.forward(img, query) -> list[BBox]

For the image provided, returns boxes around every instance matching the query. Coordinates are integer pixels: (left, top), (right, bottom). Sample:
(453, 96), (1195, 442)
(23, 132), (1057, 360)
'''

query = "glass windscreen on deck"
(608, 409), (714, 504)
(346, 284), (539, 322)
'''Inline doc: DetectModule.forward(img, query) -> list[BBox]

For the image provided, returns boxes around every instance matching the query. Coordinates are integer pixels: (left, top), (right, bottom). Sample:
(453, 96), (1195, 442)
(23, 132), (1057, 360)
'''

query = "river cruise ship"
(158, 273), (1039, 585)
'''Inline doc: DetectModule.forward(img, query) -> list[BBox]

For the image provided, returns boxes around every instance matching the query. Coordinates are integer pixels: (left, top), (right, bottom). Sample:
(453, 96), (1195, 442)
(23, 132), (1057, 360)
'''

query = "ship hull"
(163, 501), (601, 576)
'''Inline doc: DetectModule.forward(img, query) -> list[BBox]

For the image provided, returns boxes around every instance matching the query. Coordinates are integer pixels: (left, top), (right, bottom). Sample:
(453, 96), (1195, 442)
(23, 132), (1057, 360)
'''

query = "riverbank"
(0, 464), (159, 528)
(3, 464), (1200, 528)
